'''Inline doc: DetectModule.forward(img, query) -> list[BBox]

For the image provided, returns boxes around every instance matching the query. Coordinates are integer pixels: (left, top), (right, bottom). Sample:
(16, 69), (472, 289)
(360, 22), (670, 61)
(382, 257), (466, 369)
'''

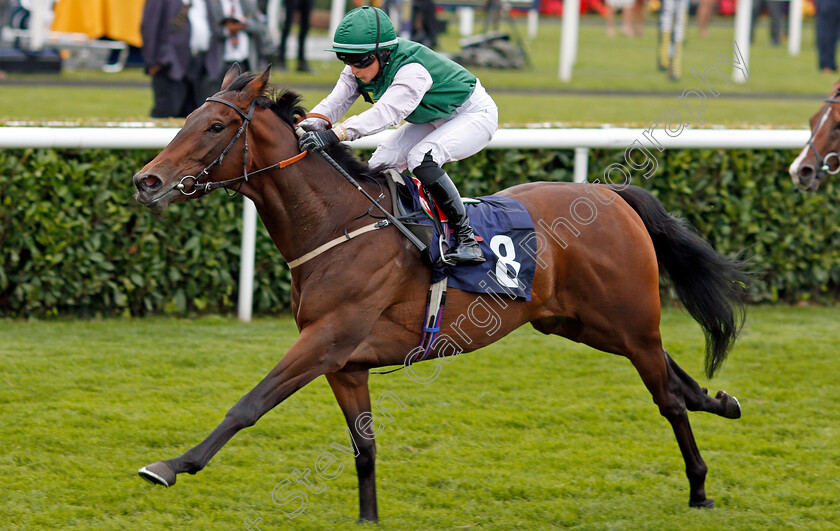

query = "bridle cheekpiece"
(175, 96), (308, 196)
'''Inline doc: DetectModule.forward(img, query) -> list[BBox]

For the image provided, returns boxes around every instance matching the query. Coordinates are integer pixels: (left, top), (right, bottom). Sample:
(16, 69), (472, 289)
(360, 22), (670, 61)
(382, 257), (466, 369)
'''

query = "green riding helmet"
(325, 6), (399, 55)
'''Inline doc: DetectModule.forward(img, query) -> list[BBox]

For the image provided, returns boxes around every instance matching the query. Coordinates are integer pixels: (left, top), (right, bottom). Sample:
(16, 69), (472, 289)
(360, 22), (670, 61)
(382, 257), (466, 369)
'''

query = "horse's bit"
(175, 97), (307, 196)
(802, 90), (840, 184)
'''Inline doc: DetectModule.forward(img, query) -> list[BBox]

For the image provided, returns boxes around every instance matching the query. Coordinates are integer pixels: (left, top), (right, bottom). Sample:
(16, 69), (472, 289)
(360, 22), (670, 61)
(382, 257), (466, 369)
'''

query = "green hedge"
(1, 146), (838, 318)
(0, 148), (290, 317)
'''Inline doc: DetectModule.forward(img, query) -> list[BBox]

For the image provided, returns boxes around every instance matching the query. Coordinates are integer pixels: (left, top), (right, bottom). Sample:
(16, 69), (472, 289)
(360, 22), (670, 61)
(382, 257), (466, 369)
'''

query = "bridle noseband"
(802, 91), (840, 185)
(175, 96), (308, 196)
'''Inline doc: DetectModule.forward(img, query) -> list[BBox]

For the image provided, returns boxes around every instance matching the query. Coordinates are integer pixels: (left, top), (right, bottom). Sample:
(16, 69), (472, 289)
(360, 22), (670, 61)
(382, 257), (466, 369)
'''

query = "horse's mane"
(224, 72), (381, 183)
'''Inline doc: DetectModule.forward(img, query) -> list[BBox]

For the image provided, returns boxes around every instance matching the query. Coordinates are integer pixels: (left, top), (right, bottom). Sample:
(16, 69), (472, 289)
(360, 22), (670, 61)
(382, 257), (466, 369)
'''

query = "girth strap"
(287, 220), (389, 269)
(371, 277), (448, 375)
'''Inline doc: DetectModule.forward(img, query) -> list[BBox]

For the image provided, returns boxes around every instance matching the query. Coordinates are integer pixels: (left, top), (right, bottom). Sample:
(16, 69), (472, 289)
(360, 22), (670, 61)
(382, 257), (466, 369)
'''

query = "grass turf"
(1, 306), (838, 529)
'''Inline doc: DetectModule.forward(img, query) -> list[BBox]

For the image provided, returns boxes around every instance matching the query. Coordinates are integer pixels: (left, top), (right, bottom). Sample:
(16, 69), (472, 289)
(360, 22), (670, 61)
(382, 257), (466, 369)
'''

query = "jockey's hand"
(298, 117), (329, 132)
(298, 122), (321, 133)
(299, 129), (339, 152)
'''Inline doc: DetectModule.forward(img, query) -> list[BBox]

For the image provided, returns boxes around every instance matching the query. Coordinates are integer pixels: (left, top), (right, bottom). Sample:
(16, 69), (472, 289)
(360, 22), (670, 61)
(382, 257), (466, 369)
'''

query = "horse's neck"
(243, 132), (370, 264)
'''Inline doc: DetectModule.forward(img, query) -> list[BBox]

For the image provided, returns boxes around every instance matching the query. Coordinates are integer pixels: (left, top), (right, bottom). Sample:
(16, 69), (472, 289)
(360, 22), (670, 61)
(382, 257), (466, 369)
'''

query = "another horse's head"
(789, 81), (840, 190)
(133, 64), (302, 213)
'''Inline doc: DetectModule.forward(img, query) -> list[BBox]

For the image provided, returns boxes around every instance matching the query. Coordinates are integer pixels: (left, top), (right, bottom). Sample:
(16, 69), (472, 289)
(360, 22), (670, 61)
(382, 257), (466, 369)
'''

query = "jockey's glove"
(299, 129), (340, 152)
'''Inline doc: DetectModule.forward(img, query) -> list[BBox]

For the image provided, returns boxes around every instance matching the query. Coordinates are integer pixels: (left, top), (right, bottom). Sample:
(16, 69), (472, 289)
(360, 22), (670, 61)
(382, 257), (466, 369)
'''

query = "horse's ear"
(242, 65), (272, 102)
(220, 63), (242, 91)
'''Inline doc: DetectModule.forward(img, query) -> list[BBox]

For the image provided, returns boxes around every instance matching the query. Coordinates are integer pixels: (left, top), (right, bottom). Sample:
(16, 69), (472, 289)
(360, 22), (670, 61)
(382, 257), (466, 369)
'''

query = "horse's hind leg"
(325, 370), (379, 523)
(628, 344), (715, 508)
(665, 351), (741, 419)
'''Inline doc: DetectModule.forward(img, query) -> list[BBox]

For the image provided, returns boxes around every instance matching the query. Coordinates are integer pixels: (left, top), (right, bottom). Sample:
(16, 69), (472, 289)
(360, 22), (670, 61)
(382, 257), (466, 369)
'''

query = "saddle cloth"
(385, 170), (538, 301)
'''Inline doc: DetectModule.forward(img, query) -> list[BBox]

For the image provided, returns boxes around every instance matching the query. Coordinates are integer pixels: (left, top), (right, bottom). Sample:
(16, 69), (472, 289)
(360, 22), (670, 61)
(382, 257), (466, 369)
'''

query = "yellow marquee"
(51, 0), (145, 48)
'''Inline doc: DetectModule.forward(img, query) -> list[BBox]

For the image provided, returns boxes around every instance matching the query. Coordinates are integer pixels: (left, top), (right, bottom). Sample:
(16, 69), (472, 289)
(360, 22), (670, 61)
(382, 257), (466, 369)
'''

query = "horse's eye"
(208, 123), (225, 133)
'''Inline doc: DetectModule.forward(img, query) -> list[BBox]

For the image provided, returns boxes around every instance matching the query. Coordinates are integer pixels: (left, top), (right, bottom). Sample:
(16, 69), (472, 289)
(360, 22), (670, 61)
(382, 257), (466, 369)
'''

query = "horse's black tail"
(613, 185), (749, 378)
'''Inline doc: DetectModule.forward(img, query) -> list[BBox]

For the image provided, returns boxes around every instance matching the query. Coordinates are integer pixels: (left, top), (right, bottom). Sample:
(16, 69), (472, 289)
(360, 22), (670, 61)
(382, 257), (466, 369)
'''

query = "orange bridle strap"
(278, 150), (308, 168)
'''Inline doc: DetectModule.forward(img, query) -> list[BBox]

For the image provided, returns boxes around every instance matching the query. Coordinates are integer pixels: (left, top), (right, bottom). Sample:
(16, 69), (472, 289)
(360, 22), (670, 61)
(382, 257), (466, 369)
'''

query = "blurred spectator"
(278, 0), (314, 72)
(816, 0), (840, 72)
(215, 0), (267, 72)
(751, 0), (787, 46)
(696, 0), (716, 37)
(605, 0), (645, 37)
(411, 0), (441, 48)
(658, 0), (689, 80)
(141, 0), (222, 118)
(0, 0), (7, 79)
(0, 0), (11, 26)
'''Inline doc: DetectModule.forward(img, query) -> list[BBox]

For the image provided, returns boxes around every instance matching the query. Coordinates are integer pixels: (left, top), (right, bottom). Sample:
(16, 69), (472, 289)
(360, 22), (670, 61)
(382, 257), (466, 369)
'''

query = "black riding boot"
(413, 156), (485, 265)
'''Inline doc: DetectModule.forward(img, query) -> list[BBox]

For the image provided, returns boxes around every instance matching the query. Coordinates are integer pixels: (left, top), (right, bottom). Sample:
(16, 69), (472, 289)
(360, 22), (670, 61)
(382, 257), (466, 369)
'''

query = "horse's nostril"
(134, 173), (162, 192)
(799, 165), (814, 179)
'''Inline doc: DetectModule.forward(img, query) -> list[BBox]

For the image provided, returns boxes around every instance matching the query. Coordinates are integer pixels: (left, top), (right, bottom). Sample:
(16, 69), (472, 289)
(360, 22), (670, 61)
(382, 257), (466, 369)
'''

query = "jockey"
(298, 6), (498, 265)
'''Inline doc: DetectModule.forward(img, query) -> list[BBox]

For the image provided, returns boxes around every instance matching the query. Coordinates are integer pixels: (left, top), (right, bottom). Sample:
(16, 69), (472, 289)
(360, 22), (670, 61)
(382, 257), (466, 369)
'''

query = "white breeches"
(368, 79), (499, 172)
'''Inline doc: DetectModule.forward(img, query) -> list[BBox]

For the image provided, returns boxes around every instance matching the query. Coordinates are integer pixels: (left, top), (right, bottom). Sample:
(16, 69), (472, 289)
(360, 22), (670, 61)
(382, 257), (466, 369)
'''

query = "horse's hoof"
(715, 390), (742, 419)
(139, 461), (176, 487)
(690, 497), (715, 508)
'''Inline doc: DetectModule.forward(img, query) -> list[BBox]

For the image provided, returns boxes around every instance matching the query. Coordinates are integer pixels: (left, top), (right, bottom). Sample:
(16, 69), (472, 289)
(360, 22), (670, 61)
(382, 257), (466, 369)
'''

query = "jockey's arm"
(300, 68), (362, 130)
(340, 63), (433, 141)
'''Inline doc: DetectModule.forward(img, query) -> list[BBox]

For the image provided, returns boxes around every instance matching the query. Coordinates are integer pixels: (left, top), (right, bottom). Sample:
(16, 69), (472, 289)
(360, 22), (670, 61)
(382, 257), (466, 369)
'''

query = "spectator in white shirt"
(216, 0), (266, 73)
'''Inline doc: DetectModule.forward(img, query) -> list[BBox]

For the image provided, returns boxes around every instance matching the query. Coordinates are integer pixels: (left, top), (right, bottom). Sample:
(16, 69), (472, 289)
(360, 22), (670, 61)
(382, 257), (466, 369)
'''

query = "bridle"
(175, 96), (309, 196)
(802, 90), (840, 185)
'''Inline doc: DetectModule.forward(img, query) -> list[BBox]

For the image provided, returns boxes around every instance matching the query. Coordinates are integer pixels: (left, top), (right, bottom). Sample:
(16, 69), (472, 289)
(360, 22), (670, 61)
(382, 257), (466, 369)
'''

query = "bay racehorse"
(790, 80), (840, 189)
(132, 65), (747, 521)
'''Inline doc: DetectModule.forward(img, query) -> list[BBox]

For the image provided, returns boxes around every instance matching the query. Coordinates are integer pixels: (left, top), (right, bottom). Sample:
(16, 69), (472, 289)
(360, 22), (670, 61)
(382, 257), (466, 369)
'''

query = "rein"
(175, 97), (309, 196)
(802, 91), (840, 184)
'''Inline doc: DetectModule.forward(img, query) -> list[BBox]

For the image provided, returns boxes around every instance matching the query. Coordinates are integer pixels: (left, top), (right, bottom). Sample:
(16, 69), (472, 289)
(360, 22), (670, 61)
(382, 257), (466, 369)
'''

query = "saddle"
(383, 169), (438, 264)
(384, 169), (479, 266)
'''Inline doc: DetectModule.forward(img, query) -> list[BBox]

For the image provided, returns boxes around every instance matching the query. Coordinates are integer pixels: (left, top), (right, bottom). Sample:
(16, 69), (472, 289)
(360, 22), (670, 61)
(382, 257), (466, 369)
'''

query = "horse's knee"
(225, 402), (258, 429)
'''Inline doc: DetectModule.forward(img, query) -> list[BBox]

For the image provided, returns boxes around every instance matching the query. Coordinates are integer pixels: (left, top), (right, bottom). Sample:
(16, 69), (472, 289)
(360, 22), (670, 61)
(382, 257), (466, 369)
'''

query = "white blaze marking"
(789, 109), (830, 184)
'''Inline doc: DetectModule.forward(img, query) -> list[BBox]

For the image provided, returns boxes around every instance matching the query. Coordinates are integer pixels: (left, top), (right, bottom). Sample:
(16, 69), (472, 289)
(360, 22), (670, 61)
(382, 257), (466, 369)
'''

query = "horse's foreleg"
(139, 328), (351, 487)
(665, 351), (742, 419)
(326, 370), (379, 523)
(629, 346), (714, 508)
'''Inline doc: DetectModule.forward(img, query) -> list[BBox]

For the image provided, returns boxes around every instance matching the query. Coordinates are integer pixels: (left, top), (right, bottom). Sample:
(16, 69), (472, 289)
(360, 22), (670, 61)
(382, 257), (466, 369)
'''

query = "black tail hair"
(614, 185), (749, 378)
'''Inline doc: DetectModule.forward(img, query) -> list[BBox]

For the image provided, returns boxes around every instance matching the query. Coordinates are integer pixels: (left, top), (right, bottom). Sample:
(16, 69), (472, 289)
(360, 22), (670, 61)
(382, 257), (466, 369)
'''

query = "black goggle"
(337, 52), (376, 68)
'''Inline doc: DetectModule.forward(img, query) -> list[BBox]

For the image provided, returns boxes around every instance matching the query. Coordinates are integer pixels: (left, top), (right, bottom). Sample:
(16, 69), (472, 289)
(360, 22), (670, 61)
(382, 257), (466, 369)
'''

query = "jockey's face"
(351, 56), (380, 83)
